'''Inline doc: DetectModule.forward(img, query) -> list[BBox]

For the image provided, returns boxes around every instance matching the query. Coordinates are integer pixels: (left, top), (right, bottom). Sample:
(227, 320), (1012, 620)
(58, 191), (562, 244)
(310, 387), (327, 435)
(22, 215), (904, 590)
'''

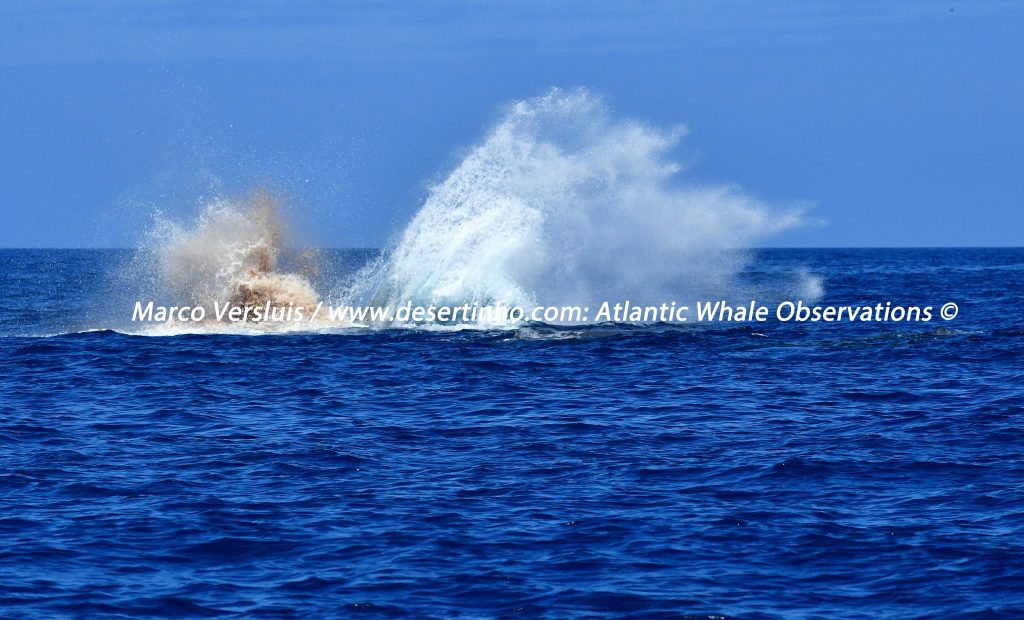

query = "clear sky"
(1, 1), (1021, 248)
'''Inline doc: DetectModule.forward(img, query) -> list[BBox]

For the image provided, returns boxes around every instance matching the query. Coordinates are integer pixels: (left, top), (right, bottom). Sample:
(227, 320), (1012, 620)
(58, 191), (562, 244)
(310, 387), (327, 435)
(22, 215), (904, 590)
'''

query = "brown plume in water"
(158, 189), (320, 323)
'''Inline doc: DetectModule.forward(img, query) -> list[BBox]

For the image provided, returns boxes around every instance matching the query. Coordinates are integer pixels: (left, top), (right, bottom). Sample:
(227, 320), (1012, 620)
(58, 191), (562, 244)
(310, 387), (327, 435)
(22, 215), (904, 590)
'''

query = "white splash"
(125, 88), (818, 334)
(372, 88), (810, 322)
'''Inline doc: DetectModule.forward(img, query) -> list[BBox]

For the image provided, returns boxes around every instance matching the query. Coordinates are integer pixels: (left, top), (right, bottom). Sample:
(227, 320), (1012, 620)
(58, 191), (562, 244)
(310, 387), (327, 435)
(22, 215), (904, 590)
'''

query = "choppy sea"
(1, 248), (1023, 618)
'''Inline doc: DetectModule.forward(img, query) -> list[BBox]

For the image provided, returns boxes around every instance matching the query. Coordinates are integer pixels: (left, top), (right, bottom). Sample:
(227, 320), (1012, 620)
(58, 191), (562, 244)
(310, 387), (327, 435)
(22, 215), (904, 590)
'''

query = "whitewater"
(123, 88), (818, 334)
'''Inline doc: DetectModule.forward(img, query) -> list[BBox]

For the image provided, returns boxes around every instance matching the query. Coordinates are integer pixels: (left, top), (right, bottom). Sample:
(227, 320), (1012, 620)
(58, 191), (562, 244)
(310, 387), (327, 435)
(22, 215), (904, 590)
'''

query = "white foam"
(118, 88), (819, 335)
(370, 88), (811, 324)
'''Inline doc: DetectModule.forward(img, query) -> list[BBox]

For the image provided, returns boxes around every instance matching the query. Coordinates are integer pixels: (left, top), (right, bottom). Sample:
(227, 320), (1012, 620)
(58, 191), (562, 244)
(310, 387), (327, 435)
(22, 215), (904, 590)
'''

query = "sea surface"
(1, 248), (1023, 619)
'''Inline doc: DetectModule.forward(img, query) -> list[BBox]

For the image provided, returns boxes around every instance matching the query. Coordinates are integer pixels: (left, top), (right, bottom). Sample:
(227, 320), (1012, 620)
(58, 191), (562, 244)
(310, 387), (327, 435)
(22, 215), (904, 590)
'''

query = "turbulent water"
(374, 89), (808, 314)
(1, 248), (1023, 618)
(2, 91), (1022, 617)
(117, 90), (813, 336)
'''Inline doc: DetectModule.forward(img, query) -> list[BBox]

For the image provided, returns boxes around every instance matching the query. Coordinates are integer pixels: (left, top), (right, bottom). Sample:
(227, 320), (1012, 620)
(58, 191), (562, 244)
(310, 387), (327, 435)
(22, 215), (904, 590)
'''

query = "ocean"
(1, 247), (1022, 618)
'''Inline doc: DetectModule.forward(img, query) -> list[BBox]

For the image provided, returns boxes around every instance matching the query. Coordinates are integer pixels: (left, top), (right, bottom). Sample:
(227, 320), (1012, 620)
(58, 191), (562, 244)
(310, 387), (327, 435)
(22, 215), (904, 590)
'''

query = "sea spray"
(369, 87), (812, 325)
(125, 88), (819, 332)
(145, 190), (320, 328)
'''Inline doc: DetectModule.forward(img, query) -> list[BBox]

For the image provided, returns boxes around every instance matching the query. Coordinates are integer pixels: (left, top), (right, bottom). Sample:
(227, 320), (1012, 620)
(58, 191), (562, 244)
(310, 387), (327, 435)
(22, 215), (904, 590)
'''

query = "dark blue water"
(1, 248), (1022, 618)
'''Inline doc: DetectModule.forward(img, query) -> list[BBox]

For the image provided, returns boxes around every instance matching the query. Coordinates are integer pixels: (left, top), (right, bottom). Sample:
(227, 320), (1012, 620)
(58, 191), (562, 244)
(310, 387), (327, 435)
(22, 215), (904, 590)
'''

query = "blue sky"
(1, 1), (1021, 247)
